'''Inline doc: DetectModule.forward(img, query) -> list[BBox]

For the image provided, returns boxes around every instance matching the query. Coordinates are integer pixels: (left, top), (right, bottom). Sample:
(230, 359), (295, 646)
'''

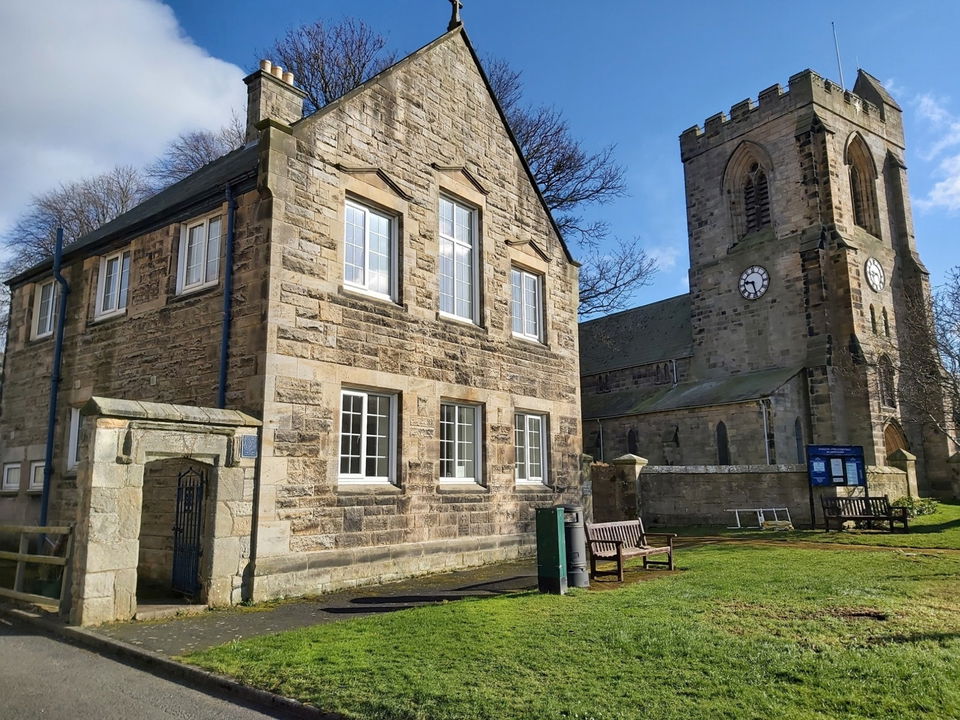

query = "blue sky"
(3, 1), (958, 312)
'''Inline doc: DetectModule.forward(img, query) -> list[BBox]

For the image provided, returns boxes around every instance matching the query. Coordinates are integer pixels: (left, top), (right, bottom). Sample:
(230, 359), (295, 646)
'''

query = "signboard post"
(805, 445), (867, 529)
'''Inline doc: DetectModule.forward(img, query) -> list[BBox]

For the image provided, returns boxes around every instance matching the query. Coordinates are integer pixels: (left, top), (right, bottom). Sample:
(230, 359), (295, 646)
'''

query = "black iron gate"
(172, 466), (206, 597)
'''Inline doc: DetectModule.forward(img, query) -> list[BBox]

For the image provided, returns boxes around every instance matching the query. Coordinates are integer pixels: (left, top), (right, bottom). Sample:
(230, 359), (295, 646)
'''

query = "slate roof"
(578, 294), (692, 376)
(582, 365), (802, 420)
(9, 143), (259, 286)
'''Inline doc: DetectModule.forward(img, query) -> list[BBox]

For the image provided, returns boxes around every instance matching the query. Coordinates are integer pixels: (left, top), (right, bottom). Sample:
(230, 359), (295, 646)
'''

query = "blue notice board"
(807, 445), (865, 487)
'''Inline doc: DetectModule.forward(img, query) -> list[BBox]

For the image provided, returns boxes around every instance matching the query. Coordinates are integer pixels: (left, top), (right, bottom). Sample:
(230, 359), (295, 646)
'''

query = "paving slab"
(95, 558), (538, 656)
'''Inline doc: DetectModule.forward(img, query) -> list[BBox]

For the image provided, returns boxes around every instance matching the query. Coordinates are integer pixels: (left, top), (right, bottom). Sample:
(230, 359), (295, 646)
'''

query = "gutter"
(217, 184), (236, 409)
(40, 228), (69, 527)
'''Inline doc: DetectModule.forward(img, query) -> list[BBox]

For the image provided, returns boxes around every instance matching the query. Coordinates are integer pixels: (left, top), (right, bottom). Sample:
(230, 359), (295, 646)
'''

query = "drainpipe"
(217, 184), (236, 409)
(596, 418), (604, 463)
(39, 228), (70, 527)
(759, 398), (771, 465)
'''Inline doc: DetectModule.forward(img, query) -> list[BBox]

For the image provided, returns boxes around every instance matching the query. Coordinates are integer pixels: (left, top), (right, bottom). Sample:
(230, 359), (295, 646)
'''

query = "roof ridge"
(580, 293), (690, 326)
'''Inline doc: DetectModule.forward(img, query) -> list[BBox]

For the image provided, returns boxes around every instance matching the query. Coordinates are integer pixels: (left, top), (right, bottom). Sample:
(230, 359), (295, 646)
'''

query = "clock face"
(738, 265), (770, 300)
(865, 257), (885, 292)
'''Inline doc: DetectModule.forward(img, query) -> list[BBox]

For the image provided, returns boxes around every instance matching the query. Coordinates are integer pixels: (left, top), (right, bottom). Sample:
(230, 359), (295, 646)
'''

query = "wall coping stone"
(643, 464), (807, 474)
(612, 454), (648, 466)
(82, 396), (261, 428)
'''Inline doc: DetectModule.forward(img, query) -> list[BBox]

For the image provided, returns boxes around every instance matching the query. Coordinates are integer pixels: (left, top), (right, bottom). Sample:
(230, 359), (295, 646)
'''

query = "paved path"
(0, 615), (281, 719)
(97, 558), (538, 657)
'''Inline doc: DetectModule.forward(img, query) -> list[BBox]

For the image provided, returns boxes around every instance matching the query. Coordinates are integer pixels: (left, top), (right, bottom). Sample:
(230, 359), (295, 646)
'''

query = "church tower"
(678, 69), (951, 492)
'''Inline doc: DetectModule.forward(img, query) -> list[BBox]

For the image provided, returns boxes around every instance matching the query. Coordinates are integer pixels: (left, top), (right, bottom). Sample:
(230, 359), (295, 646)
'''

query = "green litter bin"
(536, 506), (568, 594)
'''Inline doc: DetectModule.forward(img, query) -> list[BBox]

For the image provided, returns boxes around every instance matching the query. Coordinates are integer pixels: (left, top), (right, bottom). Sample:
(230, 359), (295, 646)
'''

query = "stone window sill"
(168, 282), (220, 305)
(516, 482), (553, 492)
(436, 311), (487, 337)
(336, 483), (403, 496)
(438, 482), (488, 494)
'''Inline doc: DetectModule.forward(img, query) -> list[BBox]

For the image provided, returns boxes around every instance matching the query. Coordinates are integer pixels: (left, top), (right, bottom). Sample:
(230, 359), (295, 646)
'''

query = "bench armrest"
(640, 533), (675, 548)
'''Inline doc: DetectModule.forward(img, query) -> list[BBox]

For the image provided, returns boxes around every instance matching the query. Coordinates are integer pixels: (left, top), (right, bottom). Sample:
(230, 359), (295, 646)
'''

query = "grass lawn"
(668, 500), (960, 550)
(185, 543), (960, 720)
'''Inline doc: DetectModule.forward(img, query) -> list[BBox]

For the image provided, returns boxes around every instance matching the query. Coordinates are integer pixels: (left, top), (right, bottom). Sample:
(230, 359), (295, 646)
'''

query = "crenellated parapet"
(680, 69), (901, 161)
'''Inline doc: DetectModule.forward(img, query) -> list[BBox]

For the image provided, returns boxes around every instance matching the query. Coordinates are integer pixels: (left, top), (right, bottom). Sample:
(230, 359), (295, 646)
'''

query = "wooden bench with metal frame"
(585, 519), (676, 582)
(821, 495), (909, 533)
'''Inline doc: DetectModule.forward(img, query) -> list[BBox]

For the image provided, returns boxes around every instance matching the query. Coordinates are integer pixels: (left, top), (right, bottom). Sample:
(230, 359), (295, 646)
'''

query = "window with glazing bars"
(510, 268), (542, 341)
(514, 412), (547, 484)
(97, 250), (131, 318)
(440, 403), (481, 483)
(339, 390), (396, 483)
(177, 215), (221, 294)
(344, 200), (395, 299)
(439, 196), (477, 322)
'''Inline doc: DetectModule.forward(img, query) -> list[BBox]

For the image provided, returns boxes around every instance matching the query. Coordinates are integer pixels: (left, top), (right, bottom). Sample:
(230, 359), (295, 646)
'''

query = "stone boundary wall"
(590, 453), (918, 527)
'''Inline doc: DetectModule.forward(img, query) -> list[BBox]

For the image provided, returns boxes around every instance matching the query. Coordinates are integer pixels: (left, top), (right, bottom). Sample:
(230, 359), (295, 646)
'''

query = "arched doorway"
(883, 420), (909, 460)
(137, 458), (212, 603)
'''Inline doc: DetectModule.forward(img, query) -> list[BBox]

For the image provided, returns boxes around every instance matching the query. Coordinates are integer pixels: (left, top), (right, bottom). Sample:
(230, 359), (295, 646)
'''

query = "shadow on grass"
(902, 518), (960, 534)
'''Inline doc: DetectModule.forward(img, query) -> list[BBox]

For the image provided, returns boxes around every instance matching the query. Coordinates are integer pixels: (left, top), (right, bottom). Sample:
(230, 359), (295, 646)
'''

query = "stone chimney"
(243, 60), (308, 143)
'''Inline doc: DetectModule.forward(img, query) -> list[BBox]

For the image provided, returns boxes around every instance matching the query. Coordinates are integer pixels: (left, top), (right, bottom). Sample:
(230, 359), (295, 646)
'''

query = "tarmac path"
(0, 614), (281, 719)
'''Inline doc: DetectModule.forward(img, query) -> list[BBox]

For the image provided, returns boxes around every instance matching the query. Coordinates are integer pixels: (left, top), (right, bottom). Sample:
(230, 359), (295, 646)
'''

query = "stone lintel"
(82, 396), (261, 428)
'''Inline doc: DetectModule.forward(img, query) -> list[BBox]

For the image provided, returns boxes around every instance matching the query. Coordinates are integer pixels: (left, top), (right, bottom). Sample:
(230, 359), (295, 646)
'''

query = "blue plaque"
(240, 434), (259, 459)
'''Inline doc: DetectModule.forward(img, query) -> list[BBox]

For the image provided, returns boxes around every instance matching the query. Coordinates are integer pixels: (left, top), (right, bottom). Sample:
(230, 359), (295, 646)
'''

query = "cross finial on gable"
(448, 0), (463, 31)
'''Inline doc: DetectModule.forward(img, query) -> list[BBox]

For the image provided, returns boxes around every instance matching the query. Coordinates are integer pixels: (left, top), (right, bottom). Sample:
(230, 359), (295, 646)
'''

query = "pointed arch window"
(846, 135), (881, 237)
(743, 162), (771, 235)
(878, 355), (896, 408)
(870, 305), (878, 334)
(882, 308), (890, 337)
(716, 421), (731, 465)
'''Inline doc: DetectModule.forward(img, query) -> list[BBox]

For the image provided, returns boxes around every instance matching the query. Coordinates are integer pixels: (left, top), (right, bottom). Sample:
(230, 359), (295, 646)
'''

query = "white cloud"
(882, 77), (907, 99)
(647, 243), (682, 272)
(0, 0), (246, 236)
(912, 94), (960, 212)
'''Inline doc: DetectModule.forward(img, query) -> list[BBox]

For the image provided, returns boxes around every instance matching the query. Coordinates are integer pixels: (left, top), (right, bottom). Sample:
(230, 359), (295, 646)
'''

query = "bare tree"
(265, 18), (397, 114)
(486, 57), (654, 315)
(3, 165), (154, 276)
(832, 273), (960, 459)
(578, 240), (658, 317)
(895, 270), (960, 450)
(147, 111), (246, 186)
(486, 59), (628, 246)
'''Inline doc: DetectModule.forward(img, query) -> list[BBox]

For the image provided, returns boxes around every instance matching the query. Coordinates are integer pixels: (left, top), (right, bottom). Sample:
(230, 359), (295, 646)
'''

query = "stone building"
(0, 22), (583, 624)
(581, 69), (953, 503)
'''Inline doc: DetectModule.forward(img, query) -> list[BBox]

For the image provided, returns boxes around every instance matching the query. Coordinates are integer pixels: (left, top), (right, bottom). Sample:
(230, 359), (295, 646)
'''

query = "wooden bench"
(585, 519), (676, 581)
(821, 495), (909, 533)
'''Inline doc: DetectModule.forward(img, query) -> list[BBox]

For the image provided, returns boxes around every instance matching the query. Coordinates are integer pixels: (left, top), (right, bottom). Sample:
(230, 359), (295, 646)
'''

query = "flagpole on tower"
(832, 21), (846, 90)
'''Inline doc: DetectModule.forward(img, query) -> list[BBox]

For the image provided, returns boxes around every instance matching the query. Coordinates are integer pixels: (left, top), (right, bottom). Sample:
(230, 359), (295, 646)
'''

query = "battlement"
(680, 69), (890, 159)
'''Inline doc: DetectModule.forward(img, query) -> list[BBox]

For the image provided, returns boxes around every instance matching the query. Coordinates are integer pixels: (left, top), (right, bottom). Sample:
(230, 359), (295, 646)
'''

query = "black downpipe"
(40, 228), (70, 527)
(217, 185), (236, 409)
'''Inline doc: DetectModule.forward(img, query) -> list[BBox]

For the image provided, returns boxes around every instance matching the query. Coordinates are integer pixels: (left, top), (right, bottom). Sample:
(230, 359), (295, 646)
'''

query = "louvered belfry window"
(743, 162), (771, 235)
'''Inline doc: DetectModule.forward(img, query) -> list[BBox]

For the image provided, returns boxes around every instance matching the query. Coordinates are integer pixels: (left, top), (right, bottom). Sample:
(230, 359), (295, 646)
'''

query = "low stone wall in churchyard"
(590, 454), (916, 528)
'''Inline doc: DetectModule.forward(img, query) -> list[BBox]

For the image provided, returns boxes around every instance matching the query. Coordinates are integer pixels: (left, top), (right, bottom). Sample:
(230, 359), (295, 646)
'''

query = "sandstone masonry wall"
(250, 31), (583, 597)
(0, 189), (267, 526)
